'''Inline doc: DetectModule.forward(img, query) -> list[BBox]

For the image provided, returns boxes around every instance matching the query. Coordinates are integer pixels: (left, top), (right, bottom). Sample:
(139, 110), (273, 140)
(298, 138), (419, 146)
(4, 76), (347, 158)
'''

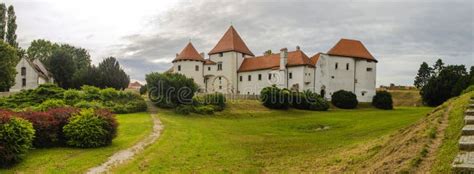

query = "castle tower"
(207, 25), (254, 94)
(172, 42), (206, 90)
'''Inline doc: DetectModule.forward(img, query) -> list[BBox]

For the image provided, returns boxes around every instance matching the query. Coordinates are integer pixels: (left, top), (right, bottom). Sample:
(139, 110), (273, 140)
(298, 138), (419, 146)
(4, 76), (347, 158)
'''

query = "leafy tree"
(433, 59), (444, 75)
(146, 72), (197, 108)
(60, 44), (91, 71)
(71, 65), (100, 89)
(470, 66), (474, 85)
(264, 50), (272, 55)
(97, 57), (129, 90)
(414, 62), (433, 89)
(49, 49), (75, 89)
(0, 3), (6, 40)
(6, 5), (17, 48)
(26, 39), (59, 63)
(421, 65), (468, 106)
(0, 40), (18, 91)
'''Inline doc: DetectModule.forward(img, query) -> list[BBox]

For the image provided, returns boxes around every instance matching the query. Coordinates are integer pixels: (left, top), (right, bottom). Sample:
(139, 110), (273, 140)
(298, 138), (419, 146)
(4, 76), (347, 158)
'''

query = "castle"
(170, 26), (377, 102)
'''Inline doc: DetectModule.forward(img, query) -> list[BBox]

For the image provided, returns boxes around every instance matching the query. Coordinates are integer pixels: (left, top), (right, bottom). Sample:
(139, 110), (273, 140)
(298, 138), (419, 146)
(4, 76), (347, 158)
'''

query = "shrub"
(140, 85), (147, 95)
(175, 105), (193, 115)
(74, 100), (104, 110)
(291, 92), (311, 110)
(331, 90), (358, 109)
(0, 115), (35, 168)
(146, 72), (198, 107)
(203, 93), (226, 111)
(260, 85), (290, 110)
(81, 85), (101, 101)
(309, 97), (330, 111)
(18, 111), (60, 148)
(194, 105), (215, 115)
(372, 91), (393, 110)
(63, 109), (117, 148)
(47, 107), (80, 145)
(36, 99), (67, 111)
(100, 88), (119, 101)
(63, 89), (83, 105)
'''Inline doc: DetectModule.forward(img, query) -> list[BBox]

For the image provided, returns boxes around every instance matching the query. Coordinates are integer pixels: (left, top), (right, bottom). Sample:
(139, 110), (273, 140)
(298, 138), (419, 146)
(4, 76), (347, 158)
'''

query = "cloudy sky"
(5, 0), (473, 86)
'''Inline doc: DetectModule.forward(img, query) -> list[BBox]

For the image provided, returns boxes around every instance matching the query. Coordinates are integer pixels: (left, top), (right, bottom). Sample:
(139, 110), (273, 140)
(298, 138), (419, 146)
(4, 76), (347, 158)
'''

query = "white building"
(171, 26), (377, 102)
(10, 58), (54, 92)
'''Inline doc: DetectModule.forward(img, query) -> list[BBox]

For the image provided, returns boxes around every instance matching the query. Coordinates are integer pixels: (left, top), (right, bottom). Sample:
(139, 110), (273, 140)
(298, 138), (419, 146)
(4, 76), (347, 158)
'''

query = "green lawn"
(0, 112), (153, 174)
(113, 101), (431, 173)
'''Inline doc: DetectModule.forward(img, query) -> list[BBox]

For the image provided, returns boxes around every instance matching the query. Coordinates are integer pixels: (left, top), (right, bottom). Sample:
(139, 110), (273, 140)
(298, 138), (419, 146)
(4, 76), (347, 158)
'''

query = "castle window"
(239, 76), (242, 82)
(219, 53), (223, 57)
(346, 63), (349, 70)
(268, 73), (272, 80)
(195, 65), (199, 71)
(367, 68), (373, 72)
(335, 63), (338, 69)
(248, 75), (251, 81)
(22, 78), (26, 87)
(219, 86), (222, 89)
(217, 62), (223, 71)
(289, 72), (293, 79)
(242, 53), (244, 57)
(208, 67), (211, 71)
(178, 65), (181, 71)
(21, 67), (26, 76)
(258, 74), (262, 80)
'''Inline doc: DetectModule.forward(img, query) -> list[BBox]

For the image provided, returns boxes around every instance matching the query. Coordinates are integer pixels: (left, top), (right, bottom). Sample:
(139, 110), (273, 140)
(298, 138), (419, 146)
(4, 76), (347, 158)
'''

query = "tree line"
(0, 3), (130, 91)
(415, 59), (474, 106)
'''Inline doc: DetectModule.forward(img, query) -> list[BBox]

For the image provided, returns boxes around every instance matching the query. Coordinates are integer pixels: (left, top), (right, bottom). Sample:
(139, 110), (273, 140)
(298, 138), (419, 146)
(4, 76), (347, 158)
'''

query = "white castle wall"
(173, 60), (205, 90)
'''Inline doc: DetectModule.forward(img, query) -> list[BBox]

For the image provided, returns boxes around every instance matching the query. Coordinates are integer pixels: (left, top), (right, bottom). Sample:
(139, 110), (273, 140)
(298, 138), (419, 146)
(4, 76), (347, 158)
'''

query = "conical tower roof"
(208, 26), (254, 56)
(173, 42), (205, 62)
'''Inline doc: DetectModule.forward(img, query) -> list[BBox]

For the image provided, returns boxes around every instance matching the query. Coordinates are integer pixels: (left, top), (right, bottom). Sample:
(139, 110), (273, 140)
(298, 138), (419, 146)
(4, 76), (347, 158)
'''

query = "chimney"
(296, 45), (300, 50)
(200, 52), (205, 58)
(280, 48), (288, 70)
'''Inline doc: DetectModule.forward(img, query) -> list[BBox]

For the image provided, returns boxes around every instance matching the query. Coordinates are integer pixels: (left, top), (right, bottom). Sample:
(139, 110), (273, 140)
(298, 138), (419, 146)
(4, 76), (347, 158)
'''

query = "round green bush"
(63, 109), (117, 148)
(372, 91), (393, 110)
(63, 89), (83, 105)
(194, 105), (215, 115)
(36, 99), (66, 111)
(0, 115), (35, 168)
(260, 85), (290, 110)
(331, 90), (358, 109)
(309, 97), (330, 111)
(175, 105), (193, 115)
(74, 100), (104, 110)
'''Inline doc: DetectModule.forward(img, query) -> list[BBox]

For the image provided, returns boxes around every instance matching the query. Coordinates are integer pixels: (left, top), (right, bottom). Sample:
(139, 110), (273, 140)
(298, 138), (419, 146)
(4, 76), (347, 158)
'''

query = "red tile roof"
(204, 59), (217, 65)
(327, 39), (377, 62)
(128, 81), (142, 88)
(208, 26), (254, 56)
(173, 42), (205, 62)
(238, 50), (314, 72)
(310, 53), (321, 65)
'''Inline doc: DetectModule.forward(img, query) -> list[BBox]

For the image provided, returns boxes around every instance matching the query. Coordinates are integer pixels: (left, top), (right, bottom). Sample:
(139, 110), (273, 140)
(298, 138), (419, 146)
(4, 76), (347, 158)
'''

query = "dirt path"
(86, 102), (163, 174)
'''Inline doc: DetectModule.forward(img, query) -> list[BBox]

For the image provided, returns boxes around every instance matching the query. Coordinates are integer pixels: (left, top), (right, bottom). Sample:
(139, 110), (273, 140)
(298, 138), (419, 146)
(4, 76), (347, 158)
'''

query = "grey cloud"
(116, 0), (473, 85)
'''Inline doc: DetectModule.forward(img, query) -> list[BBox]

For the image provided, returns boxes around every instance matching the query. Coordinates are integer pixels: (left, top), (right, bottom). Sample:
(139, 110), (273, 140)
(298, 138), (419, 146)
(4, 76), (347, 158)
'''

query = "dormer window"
(219, 53), (223, 57)
(21, 67), (26, 76)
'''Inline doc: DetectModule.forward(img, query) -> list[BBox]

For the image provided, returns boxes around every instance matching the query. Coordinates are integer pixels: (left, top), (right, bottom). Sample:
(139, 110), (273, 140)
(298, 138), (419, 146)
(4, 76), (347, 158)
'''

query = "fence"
(196, 93), (260, 100)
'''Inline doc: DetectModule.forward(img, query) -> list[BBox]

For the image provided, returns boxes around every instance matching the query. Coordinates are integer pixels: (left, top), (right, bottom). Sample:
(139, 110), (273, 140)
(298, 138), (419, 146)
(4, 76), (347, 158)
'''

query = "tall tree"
(6, 5), (17, 48)
(421, 65), (468, 106)
(60, 44), (91, 71)
(49, 49), (76, 89)
(433, 59), (444, 76)
(97, 57), (130, 90)
(414, 62), (433, 89)
(0, 3), (6, 41)
(0, 40), (18, 91)
(26, 39), (58, 63)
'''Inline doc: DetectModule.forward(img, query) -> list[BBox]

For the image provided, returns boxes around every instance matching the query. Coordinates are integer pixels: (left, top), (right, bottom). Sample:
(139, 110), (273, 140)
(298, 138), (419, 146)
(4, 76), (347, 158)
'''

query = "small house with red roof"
(10, 58), (54, 92)
(170, 26), (377, 102)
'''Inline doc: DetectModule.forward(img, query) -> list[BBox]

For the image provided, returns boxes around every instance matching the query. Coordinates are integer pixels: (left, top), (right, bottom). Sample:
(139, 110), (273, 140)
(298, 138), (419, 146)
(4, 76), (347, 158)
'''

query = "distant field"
(0, 112), (153, 174)
(387, 89), (423, 107)
(112, 100), (431, 173)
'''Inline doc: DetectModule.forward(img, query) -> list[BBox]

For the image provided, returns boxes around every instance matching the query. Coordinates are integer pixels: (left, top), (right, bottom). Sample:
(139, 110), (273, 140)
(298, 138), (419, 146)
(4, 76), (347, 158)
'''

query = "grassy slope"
(113, 100), (431, 173)
(0, 112), (153, 174)
(388, 89), (423, 107)
(432, 92), (473, 173)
